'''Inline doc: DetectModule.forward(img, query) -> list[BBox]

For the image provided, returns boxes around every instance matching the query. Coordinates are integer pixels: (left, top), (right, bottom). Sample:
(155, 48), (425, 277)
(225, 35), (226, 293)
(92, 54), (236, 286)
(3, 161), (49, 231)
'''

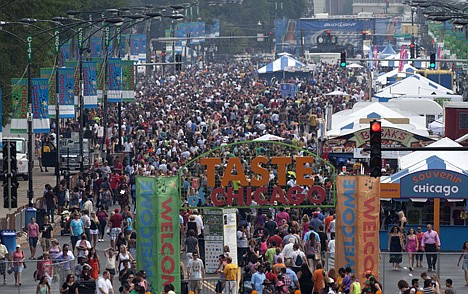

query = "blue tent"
(380, 42), (397, 59)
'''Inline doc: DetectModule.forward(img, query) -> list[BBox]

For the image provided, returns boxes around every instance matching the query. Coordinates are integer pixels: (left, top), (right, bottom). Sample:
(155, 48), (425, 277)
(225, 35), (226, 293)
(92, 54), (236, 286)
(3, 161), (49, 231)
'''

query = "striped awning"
(257, 56), (306, 73)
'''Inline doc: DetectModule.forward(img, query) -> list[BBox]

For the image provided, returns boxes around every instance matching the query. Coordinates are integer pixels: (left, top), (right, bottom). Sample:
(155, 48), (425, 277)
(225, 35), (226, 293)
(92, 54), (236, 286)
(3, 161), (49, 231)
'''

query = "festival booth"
(380, 138), (468, 251)
(257, 55), (310, 82)
(376, 64), (417, 86)
(374, 74), (454, 102)
(324, 102), (434, 169)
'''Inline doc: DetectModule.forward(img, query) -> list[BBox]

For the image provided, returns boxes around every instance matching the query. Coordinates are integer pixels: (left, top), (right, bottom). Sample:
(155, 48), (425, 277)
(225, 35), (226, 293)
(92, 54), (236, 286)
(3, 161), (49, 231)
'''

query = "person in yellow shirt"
(223, 257), (238, 294)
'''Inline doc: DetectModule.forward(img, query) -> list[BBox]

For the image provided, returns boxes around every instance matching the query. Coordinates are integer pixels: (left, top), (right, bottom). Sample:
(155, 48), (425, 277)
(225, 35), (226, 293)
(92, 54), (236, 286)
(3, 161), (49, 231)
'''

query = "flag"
(10, 78), (28, 134)
(107, 58), (122, 103)
(58, 68), (75, 118)
(373, 44), (379, 69)
(65, 61), (79, 106)
(398, 45), (405, 72)
(121, 60), (135, 102)
(83, 61), (98, 109)
(31, 78), (50, 133)
(136, 176), (181, 294)
(40, 68), (57, 118)
(436, 46), (442, 70)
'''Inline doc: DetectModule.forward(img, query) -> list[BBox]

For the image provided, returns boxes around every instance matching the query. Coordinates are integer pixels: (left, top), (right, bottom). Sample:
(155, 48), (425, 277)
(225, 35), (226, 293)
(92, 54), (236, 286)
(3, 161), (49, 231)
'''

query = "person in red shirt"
(113, 159), (123, 175)
(109, 171), (121, 206)
(109, 208), (123, 250)
(268, 234), (283, 248)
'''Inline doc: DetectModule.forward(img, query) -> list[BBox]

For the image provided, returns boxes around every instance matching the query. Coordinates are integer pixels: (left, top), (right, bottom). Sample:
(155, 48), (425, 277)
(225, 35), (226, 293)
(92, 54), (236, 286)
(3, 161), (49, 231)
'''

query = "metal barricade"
(1, 256), (76, 293)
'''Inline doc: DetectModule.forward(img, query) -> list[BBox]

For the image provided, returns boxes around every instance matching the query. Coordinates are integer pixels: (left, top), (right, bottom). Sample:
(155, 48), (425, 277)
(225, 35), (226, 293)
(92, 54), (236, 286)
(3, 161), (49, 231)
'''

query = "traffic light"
(416, 44), (421, 58)
(175, 53), (182, 72)
(3, 141), (18, 208)
(410, 43), (415, 59)
(340, 52), (346, 67)
(326, 30), (332, 43)
(362, 31), (367, 40)
(369, 120), (382, 178)
(429, 53), (436, 69)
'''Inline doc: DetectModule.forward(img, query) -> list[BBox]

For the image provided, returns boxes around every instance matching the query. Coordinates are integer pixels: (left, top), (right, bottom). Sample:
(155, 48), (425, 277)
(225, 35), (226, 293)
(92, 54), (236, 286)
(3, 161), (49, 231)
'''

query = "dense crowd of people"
(0, 59), (465, 294)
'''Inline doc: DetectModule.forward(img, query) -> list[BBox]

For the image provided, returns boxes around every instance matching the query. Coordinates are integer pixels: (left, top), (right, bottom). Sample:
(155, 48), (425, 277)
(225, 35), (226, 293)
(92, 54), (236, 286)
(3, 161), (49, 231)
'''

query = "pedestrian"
(103, 247), (118, 286)
(456, 241), (468, 286)
(187, 251), (205, 294)
(55, 244), (75, 284)
(70, 213), (84, 252)
(313, 263), (325, 294)
(388, 225), (404, 270)
(406, 228), (419, 271)
(223, 256), (239, 294)
(11, 245), (25, 286)
(44, 184), (57, 223)
(297, 263), (314, 294)
(421, 224), (441, 272)
(97, 205), (108, 242)
(80, 209), (91, 241)
(117, 244), (134, 271)
(28, 217), (40, 259)
(87, 247), (100, 280)
(36, 276), (51, 294)
(416, 227), (424, 267)
(36, 252), (54, 283)
(40, 215), (53, 253)
(443, 278), (456, 294)
(397, 279), (410, 294)
(0, 239), (8, 284)
(60, 273), (78, 294)
(89, 211), (99, 248)
(109, 208), (123, 250)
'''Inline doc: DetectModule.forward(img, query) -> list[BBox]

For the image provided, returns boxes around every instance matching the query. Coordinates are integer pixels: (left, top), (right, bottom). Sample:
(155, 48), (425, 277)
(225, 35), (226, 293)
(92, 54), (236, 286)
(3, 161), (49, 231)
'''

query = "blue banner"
(90, 37), (103, 57)
(107, 58), (122, 103)
(83, 61), (98, 109)
(31, 78), (50, 133)
(58, 68), (75, 118)
(130, 34), (146, 56)
(400, 169), (468, 199)
(0, 88), (2, 148)
(280, 83), (298, 98)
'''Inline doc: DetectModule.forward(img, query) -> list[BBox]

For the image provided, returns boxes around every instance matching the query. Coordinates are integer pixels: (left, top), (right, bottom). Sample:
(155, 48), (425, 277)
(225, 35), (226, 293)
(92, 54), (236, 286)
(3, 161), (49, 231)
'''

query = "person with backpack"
(291, 244), (306, 273)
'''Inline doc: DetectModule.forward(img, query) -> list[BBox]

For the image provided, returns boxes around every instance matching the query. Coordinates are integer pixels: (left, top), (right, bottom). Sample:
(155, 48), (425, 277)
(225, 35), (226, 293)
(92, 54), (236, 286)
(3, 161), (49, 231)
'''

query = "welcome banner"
(31, 78), (50, 133)
(10, 78), (28, 134)
(121, 60), (135, 102)
(136, 176), (180, 294)
(58, 68), (75, 118)
(40, 68), (57, 118)
(83, 61), (98, 109)
(335, 176), (380, 281)
(107, 58), (122, 103)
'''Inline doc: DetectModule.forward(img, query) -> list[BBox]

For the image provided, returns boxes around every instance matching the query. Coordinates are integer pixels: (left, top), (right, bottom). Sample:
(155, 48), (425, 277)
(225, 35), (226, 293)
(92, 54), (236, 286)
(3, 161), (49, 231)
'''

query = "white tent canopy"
(376, 64), (417, 85)
(387, 98), (443, 116)
(254, 134), (285, 141)
(375, 74), (454, 99)
(257, 56), (306, 74)
(325, 90), (350, 96)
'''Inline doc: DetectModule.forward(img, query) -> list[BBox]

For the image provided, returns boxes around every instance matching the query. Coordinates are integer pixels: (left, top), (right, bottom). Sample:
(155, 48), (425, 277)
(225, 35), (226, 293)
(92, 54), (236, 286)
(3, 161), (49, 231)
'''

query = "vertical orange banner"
(336, 176), (380, 280)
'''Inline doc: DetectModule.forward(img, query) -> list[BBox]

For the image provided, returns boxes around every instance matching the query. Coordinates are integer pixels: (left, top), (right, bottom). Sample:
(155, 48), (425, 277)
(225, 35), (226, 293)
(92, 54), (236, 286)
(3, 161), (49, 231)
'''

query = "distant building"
(352, 0), (407, 15)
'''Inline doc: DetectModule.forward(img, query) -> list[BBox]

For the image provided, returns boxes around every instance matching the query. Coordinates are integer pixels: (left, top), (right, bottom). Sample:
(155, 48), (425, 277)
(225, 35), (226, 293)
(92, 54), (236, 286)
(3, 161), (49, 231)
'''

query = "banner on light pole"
(58, 68), (75, 118)
(31, 78), (50, 133)
(83, 61), (98, 109)
(121, 60), (135, 102)
(40, 67), (57, 118)
(10, 78), (28, 134)
(65, 61), (80, 106)
(107, 58), (122, 103)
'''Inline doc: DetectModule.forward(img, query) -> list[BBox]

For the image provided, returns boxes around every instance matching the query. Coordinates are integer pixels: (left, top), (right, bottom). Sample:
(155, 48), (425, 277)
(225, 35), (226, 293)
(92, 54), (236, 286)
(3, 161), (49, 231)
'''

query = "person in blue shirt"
(251, 265), (266, 294)
(303, 224), (321, 243)
(70, 213), (84, 252)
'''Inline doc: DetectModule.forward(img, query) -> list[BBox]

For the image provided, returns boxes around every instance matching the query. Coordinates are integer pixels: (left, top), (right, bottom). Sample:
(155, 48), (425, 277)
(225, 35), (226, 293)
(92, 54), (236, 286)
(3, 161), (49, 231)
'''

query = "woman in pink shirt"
(27, 217), (40, 259)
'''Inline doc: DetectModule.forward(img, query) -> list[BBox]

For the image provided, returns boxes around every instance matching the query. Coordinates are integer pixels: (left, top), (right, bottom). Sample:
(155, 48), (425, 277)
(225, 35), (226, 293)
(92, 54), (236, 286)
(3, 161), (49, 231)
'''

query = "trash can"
(25, 207), (37, 229)
(0, 230), (17, 253)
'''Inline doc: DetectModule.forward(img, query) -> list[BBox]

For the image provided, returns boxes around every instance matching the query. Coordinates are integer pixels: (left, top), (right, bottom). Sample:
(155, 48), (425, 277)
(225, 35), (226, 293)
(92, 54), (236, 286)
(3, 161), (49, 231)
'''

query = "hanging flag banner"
(65, 61), (79, 106)
(40, 67), (57, 118)
(121, 60), (135, 102)
(61, 41), (71, 63)
(0, 88), (2, 148)
(136, 176), (181, 294)
(107, 58), (122, 103)
(154, 176), (181, 294)
(90, 37), (103, 57)
(335, 176), (380, 282)
(83, 61), (98, 108)
(10, 78), (28, 134)
(58, 68), (76, 118)
(92, 58), (104, 102)
(31, 78), (50, 133)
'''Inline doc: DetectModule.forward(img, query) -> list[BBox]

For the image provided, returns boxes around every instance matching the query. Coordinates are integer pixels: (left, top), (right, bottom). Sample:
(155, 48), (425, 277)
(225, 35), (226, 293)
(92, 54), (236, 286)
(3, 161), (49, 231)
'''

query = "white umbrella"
(254, 134), (285, 141)
(325, 90), (350, 96)
(347, 63), (363, 68)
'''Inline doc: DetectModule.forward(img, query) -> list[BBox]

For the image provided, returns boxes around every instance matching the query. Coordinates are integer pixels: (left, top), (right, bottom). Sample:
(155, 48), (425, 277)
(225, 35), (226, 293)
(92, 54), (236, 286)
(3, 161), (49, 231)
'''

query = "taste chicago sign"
(185, 141), (337, 208)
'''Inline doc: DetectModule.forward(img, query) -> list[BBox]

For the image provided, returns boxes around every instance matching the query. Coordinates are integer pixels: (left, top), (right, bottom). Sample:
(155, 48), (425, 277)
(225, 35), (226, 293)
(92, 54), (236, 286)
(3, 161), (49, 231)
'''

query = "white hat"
(328, 278), (335, 284)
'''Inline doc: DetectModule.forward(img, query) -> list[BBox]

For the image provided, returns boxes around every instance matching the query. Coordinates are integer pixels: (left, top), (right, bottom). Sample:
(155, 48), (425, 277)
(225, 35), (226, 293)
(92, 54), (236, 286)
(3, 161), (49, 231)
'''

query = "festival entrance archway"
(136, 140), (337, 293)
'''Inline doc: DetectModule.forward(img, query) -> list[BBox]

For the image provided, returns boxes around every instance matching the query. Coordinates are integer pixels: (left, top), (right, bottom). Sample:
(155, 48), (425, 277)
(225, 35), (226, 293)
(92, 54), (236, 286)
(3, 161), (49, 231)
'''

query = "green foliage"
(0, 0), (125, 125)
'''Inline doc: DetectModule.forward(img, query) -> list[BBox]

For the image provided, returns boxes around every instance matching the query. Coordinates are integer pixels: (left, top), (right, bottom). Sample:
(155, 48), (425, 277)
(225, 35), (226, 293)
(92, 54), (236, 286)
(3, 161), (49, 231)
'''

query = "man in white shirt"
(187, 252), (205, 294)
(282, 238), (296, 261)
(0, 240), (8, 284)
(97, 270), (114, 294)
(192, 209), (204, 237)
